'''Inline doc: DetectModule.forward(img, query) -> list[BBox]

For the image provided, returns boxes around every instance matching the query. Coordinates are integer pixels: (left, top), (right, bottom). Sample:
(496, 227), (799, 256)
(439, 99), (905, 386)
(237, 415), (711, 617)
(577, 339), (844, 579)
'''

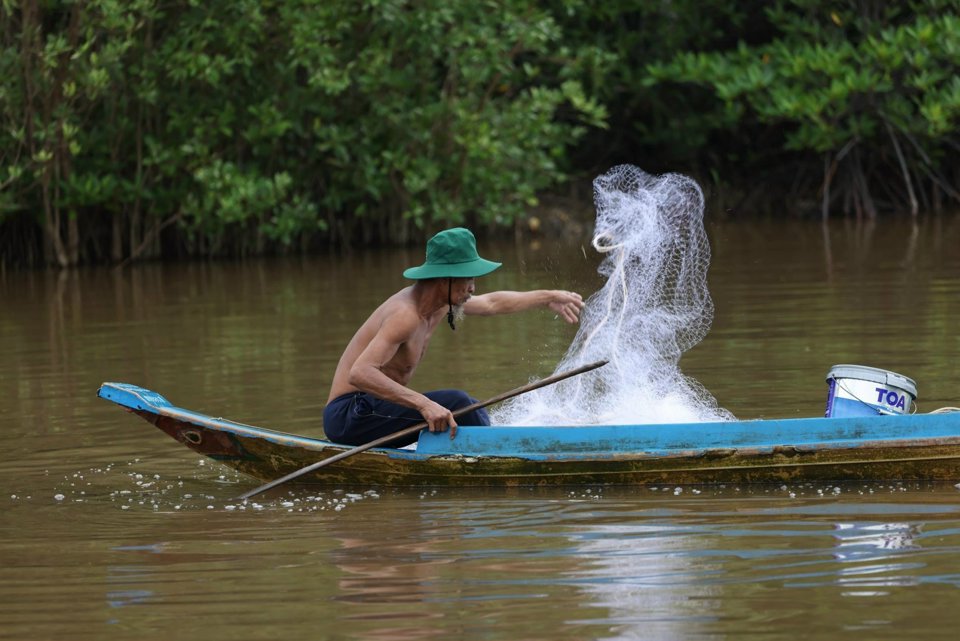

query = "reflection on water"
(569, 520), (722, 640)
(2, 218), (960, 640)
(833, 522), (920, 562)
(6, 462), (960, 639)
(831, 521), (923, 597)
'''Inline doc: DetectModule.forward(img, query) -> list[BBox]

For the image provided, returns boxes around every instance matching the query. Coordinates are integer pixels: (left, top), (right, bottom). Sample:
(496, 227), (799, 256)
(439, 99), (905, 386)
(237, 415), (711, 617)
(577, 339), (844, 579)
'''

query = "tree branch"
(885, 120), (918, 217)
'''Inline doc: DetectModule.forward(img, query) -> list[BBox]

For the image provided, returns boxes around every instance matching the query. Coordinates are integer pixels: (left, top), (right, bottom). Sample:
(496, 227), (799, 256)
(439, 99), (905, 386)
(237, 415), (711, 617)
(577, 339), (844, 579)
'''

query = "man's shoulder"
(378, 287), (417, 313)
(372, 290), (422, 330)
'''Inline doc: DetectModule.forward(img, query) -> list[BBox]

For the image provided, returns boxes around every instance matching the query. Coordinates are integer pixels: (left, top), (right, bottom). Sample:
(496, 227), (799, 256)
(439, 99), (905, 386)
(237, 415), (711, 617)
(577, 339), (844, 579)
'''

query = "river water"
(2, 218), (960, 640)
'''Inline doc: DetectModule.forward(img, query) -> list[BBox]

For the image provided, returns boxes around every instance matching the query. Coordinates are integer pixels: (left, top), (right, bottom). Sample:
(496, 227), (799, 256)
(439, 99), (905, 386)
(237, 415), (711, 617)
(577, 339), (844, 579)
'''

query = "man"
(323, 227), (584, 448)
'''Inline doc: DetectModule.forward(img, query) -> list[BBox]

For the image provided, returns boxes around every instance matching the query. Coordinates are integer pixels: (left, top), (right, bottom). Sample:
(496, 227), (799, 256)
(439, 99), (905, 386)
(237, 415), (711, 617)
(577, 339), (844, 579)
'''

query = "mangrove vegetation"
(2, 0), (959, 267)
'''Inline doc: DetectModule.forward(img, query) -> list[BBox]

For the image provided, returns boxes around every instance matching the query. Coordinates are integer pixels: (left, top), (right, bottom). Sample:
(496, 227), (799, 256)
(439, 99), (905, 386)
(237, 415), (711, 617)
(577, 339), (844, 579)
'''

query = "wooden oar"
(238, 359), (608, 500)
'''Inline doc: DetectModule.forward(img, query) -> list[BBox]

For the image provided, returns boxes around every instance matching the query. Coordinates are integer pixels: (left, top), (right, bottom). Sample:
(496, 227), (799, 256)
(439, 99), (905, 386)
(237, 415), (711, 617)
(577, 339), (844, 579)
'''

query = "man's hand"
(547, 291), (585, 323)
(419, 398), (458, 438)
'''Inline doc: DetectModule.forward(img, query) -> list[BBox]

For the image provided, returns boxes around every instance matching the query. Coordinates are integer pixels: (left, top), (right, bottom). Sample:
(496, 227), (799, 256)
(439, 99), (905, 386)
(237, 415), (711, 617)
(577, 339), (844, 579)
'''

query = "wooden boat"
(97, 382), (960, 487)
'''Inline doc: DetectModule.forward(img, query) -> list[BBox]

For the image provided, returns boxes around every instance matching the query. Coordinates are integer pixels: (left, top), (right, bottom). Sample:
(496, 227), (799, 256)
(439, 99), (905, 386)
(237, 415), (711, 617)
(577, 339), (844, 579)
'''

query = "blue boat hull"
(97, 382), (960, 487)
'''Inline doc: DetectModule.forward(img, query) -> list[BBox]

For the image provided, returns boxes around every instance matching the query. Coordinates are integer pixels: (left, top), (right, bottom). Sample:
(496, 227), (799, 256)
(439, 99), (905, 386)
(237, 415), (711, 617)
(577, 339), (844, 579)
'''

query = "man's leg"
(323, 389), (489, 447)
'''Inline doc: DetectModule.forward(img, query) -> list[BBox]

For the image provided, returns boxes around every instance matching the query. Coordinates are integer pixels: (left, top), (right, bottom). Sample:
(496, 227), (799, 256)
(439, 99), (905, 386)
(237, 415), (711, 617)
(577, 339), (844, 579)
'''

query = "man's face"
(450, 277), (475, 306)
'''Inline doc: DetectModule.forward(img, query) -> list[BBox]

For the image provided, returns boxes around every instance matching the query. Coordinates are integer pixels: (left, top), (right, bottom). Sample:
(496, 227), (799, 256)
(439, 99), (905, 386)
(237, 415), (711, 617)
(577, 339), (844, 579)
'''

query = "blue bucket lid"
(826, 364), (917, 399)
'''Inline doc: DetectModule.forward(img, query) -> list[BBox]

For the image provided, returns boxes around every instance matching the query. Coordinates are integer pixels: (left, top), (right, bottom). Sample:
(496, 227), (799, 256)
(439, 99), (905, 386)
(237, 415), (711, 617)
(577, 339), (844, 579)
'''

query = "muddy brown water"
(2, 218), (960, 640)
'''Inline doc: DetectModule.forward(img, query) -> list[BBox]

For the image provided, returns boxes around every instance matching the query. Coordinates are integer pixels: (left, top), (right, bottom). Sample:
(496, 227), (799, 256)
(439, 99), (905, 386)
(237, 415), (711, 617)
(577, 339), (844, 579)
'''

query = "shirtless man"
(323, 227), (584, 448)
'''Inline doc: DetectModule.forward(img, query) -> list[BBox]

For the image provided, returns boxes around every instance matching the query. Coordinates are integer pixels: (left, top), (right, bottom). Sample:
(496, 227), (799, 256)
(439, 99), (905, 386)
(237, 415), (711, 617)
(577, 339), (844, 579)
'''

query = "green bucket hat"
(403, 228), (502, 280)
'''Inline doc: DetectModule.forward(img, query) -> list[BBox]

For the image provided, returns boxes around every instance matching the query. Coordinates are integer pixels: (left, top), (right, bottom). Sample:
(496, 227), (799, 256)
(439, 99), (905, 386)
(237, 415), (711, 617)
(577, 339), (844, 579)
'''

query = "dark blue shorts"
(323, 389), (491, 448)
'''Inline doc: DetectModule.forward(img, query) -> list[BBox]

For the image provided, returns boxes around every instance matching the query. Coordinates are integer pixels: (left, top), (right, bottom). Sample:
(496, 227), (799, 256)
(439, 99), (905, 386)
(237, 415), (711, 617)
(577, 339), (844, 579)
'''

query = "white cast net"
(493, 165), (734, 425)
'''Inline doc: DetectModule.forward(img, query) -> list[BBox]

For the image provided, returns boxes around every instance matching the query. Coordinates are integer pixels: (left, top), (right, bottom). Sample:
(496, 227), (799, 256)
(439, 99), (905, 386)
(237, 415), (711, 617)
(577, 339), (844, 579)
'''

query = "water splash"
(494, 165), (733, 425)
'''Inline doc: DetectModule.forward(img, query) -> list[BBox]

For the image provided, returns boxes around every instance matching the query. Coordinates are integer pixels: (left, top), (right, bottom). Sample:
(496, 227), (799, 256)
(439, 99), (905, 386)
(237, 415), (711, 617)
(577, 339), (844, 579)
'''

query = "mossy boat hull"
(97, 382), (960, 487)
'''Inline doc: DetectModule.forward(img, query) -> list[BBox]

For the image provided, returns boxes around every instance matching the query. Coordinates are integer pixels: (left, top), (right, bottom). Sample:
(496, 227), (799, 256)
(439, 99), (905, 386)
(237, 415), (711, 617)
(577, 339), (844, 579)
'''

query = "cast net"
(492, 165), (734, 425)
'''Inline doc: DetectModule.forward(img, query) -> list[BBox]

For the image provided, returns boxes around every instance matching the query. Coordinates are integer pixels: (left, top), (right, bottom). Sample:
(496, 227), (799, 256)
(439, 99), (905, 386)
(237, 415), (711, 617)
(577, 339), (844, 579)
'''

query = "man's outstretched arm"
(464, 290), (584, 323)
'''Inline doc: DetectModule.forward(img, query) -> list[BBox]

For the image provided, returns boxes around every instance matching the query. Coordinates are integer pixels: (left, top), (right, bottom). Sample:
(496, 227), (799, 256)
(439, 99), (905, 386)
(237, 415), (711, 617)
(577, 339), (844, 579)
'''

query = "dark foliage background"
(2, 0), (958, 267)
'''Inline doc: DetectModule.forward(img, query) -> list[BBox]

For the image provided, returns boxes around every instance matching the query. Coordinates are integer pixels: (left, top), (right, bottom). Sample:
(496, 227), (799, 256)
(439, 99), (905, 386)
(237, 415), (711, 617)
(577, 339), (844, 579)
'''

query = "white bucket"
(825, 364), (917, 418)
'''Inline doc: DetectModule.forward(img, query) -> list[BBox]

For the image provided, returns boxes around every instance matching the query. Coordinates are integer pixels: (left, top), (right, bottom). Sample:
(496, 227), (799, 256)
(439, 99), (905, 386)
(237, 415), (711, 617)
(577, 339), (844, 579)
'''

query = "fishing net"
(493, 165), (734, 425)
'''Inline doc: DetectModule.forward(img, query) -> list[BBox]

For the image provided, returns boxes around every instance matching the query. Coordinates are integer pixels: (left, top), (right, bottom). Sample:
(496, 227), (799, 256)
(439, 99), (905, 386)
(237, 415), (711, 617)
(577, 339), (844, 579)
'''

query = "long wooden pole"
(238, 360), (608, 500)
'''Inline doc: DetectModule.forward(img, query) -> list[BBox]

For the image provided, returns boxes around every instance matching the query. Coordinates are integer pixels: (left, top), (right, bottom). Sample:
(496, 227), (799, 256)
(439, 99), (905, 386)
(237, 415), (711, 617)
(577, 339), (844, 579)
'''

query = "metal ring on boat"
(181, 430), (202, 445)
